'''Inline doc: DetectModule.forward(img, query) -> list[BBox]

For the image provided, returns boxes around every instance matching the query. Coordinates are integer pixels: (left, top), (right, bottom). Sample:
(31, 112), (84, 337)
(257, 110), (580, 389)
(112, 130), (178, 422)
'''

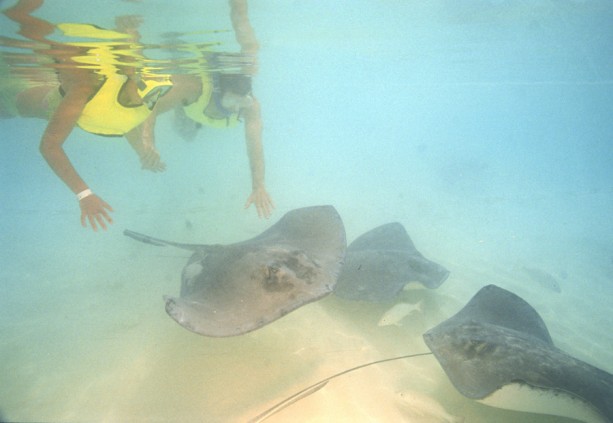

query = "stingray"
(124, 205), (346, 337)
(333, 222), (449, 301)
(423, 284), (613, 423)
(251, 285), (612, 422)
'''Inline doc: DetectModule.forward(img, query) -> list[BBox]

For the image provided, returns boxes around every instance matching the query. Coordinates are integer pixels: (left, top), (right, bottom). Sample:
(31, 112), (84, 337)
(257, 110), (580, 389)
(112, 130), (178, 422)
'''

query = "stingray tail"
(249, 352), (433, 422)
(123, 229), (203, 251)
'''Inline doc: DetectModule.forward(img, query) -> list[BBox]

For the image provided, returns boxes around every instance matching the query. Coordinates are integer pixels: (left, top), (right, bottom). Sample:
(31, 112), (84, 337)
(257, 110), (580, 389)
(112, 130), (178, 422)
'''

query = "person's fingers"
(101, 200), (114, 212)
(263, 203), (272, 218)
(88, 214), (98, 232)
(260, 196), (273, 218)
(141, 152), (155, 169)
(95, 213), (108, 231)
(259, 199), (271, 219)
(147, 155), (157, 168)
(100, 209), (113, 225)
(79, 197), (114, 231)
(245, 193), (274, 218)
(141, 152), (166, 173)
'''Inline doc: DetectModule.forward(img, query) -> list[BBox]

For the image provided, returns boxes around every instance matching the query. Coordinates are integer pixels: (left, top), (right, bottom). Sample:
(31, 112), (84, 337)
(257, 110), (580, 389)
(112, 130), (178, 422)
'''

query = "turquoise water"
(1, 1), (612, 422)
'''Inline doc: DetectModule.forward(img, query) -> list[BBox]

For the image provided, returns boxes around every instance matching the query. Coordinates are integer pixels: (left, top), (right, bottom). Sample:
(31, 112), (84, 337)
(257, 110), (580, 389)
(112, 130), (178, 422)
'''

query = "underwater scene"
(1, 0), (612, 422)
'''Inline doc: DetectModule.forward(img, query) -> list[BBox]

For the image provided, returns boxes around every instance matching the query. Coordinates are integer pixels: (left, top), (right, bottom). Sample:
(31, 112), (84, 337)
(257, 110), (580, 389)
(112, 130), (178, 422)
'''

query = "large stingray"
(423, 284), (613, 423)
(124, 205), (346, 337)
(333, 222), (449, 301)
(250, 284), (612, 422)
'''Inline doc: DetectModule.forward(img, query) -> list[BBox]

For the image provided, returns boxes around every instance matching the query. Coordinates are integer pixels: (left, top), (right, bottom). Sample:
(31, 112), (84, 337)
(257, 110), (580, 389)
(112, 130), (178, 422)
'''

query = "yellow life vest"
(55, 23), (172, 136)
(182, 73), (240, 129)
(77, 74), (170, 136)
(56, 23), (132, 41)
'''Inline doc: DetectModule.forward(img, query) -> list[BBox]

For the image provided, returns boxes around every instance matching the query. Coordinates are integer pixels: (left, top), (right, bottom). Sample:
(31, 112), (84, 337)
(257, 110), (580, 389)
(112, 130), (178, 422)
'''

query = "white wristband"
(76, 189), (93, 201)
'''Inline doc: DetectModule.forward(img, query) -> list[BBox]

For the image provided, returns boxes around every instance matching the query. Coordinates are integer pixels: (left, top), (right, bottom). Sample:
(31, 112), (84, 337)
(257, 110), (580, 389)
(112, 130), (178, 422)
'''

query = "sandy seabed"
(1, 185), (611, 423)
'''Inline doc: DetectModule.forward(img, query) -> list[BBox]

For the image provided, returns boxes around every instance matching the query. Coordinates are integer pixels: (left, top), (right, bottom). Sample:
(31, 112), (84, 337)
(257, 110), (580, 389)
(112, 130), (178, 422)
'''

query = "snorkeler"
(134, 0), (274, 219)
(2, 1), (171, 231)
(138, 68), (273, 219)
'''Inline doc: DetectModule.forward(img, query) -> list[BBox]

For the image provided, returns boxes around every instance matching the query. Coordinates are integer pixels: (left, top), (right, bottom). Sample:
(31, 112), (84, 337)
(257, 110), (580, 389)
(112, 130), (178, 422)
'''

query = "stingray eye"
(262, 265), (277, 279)
(466, 339), (492, 358)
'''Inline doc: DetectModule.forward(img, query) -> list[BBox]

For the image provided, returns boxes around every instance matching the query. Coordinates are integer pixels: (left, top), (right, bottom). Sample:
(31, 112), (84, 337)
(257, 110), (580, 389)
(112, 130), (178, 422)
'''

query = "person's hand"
(136, 125), (166, 172)
(244, 186), (274, 219)
(139, 147), (166, 172)
(79, 194), (114, 231)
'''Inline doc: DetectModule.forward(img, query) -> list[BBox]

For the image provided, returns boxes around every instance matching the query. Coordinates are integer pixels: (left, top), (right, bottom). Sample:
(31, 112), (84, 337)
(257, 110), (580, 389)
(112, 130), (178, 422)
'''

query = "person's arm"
(229, 0), (259, 56)
(125, 111), (165, 172)
(125, 74), (200, 171)
(242, 97), (274, 218)
(229, 1), (273, 217)
(40, 82), (113, 231)
(7, 0), (113, 231)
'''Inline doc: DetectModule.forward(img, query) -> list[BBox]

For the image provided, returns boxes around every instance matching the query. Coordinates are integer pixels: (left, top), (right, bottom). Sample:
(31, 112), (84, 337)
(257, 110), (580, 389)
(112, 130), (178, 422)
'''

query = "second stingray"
(334, 222), (449, 302)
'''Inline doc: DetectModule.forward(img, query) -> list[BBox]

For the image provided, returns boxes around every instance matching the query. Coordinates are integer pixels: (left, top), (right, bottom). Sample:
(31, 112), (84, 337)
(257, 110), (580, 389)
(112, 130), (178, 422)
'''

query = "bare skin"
(4, 1), (156, 231)
(230, 0), (274, 218)
(132, 0), (275, 218)
(241, 96), (274, 218)
(5, 0), (116, 231)
(39, 74), (115, 231)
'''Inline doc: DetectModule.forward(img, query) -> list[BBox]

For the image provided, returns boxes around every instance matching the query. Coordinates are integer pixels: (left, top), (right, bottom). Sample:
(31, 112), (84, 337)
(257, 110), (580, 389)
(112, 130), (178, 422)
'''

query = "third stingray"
(334, 222), (450, 302)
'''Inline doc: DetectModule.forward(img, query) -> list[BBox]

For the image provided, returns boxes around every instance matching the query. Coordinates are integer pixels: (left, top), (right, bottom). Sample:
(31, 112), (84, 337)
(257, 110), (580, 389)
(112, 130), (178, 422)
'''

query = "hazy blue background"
(1, 1), (612, 422)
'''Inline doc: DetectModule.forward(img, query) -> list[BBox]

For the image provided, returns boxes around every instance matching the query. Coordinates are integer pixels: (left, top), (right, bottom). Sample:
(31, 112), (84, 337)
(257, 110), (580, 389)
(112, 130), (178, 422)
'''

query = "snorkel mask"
(219, 91), (254, 114)
(138, 77), (173, 110)
(212, 72), (254, 117)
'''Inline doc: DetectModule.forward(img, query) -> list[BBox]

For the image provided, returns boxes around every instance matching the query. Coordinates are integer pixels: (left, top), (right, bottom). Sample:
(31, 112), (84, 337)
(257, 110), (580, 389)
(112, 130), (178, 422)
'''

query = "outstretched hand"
(139, 147), (166, 172)
(79, 194), (114, 231)
(245, 186), (274, 219)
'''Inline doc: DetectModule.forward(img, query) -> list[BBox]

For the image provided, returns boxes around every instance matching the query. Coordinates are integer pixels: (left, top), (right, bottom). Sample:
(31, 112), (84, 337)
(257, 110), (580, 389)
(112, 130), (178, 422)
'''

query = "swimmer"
(3, 1), (171, 231)
(135, 0), (274, 218)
